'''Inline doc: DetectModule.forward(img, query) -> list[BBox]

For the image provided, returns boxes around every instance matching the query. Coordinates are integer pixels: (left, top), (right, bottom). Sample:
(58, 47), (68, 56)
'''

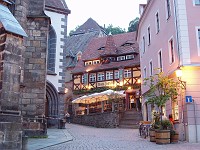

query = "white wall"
(45, 10), (66, 91)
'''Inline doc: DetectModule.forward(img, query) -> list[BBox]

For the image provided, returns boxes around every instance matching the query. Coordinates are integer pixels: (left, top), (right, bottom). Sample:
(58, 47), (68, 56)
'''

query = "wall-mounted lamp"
(176, 67), (186, 90)
(137, 79), (141, 84)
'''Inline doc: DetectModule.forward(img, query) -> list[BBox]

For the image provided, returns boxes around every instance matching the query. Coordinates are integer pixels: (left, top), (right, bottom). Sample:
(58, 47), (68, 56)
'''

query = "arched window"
(47, 26), (56, 72)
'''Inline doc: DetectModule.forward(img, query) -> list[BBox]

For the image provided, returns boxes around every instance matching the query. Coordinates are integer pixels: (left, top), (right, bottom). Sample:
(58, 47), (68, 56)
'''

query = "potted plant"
(170, 129), (179, 143)
(144, 71), (179, 144)
(149, 112), (160, 142)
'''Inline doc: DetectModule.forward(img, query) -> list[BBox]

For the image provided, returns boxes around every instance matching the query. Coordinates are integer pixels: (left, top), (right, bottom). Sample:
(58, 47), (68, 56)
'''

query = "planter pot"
(149, 129), (156, 142)
(170, 132), (179, 143)
(155, 130), (170, 144)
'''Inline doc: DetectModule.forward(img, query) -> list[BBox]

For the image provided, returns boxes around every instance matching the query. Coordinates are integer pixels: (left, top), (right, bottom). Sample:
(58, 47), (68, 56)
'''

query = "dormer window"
(77, 51), (82, 61)
(126, 54), (134, 60)
(85, 61), (92, 66)
(93, 60), (100, 64)
(98, 46), (105, 50)
(117, 56), (125, 61)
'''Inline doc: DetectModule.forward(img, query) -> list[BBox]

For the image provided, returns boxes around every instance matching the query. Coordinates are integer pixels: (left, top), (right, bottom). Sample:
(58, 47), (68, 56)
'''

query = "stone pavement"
(27, 127), (73, 150)
(28, 123), (200, 150)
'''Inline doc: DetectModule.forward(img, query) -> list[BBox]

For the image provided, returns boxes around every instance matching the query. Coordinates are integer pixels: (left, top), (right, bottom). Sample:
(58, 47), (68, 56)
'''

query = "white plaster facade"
(45, 10), (66, 92)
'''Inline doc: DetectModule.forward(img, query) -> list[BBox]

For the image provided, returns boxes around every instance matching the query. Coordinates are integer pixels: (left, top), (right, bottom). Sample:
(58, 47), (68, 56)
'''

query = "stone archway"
(46, 81), (59, 127)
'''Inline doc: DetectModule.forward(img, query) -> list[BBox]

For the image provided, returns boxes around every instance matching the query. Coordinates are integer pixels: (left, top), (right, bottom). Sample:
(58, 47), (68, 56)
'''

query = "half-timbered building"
(71, 32), (141, 123)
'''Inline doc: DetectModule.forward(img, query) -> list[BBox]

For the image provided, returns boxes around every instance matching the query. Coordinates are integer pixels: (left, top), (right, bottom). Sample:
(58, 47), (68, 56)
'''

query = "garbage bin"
(58, 119), (66, 129)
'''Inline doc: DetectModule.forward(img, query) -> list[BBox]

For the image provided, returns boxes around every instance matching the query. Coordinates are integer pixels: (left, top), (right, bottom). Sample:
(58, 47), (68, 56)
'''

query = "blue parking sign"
(185, 96), (193, 103)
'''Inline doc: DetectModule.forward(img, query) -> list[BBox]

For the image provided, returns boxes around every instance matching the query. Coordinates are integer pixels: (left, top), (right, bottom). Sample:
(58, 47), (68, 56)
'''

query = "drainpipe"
(173, 0), (186, 141)
(193, 99), (198, 143)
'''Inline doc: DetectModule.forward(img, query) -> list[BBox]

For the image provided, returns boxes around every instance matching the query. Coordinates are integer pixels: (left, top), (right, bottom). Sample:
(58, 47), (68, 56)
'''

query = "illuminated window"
(172, 98), (179, 121)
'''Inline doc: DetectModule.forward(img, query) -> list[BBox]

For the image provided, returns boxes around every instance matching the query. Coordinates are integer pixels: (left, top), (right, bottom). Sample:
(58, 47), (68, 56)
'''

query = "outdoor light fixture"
(137, 79), (141, 84)
(176, 67), (186, 90)
(64, 88), (68, 93)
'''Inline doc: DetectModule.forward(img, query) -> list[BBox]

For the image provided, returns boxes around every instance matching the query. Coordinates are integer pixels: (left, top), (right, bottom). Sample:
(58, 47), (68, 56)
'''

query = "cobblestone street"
(41, 124), (200, 150)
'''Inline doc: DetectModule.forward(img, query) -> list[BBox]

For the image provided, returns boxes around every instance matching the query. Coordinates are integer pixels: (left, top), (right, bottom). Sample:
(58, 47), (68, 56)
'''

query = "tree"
(105, 24), (126, 35)
(128, 17), (139, 32)
(68, 25), (80, 36)
(144, 71), (179, 127)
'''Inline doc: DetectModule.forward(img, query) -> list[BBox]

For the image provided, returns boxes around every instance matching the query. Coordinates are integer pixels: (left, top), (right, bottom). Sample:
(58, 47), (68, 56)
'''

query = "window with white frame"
(106, 71), (113, 80)
(93, 60), (100, 65)
(114, 70), (119, 79)
(147, 26), (151, 45)
(166, 0), (171, 19)
(126, 54), (134, 60)
(196, 28), (200, 55)
(155, 12), (160, 33)
(82, 74), (87, 84)
(85, 61), (92, 66)
(142, 36), (145, 53)
(124, 69), (132, 78)
(169, 38), (175, 64)
(89, 73), (96, 82)
(143, 67), (147, 79)
(149, 61), (153, 76)
(195, 0), (200, 5)
(97, 72), (105, 81)
(158, 50), (163, 72)
(117, 56), (125, 61)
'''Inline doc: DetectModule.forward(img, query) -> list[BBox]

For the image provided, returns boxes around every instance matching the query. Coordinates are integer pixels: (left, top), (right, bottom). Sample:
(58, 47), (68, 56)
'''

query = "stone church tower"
(0, 0), (70, 149)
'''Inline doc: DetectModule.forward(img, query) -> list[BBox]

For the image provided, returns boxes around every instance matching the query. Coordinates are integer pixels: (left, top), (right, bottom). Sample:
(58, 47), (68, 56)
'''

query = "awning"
(0, 4), (27, 37)
(72, 89), (125, 104)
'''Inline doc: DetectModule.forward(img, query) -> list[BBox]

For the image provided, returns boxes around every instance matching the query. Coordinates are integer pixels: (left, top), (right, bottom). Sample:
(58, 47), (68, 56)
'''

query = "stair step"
(120, 120), (139, 125)
(118, 124), (139, 129)
(119, 110), (142, 129)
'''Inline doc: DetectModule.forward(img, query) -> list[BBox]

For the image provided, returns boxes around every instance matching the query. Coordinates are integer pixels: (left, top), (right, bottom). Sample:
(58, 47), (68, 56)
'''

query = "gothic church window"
(47, 26), (56, 72)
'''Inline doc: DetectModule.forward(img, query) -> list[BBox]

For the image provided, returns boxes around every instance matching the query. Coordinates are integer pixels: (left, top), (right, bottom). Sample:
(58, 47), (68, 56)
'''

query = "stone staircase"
(118, 110), (143, 129)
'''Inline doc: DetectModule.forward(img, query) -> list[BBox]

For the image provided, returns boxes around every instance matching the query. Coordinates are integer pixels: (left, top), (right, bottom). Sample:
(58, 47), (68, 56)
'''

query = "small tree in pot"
(144, 71), (179, 144)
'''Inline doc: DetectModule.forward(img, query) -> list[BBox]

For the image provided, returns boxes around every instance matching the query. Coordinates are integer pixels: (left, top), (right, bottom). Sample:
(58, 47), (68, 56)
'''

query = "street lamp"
(176, 67), (186, 90)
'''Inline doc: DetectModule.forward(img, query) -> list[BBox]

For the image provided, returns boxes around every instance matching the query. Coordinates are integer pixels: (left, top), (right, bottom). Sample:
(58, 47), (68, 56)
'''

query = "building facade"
(71, 32), (141, 115)
(65, 18), (107, 114)
(137, 0), (200, 143)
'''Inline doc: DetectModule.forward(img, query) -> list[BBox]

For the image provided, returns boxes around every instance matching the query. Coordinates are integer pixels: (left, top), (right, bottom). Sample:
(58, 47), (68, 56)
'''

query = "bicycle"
(138, 121), (151, 139)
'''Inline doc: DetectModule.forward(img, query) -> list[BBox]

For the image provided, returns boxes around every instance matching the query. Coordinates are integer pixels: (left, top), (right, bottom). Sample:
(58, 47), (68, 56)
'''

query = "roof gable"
(70, 18), (106, 36)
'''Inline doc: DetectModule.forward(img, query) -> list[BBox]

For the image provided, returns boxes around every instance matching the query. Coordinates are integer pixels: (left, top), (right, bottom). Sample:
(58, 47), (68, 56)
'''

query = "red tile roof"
(82, 32), (138, 61)
(72, 32), (140, 74)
